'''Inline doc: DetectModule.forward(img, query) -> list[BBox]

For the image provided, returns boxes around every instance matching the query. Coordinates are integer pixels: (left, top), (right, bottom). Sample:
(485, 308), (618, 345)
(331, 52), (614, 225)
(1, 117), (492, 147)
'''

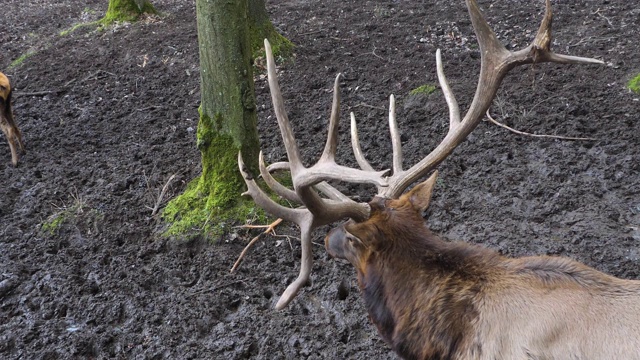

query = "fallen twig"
(136, 105), (167, 112)
(354, 102), (386, 111)
(298, 29), (323, 36)
(593, 8), (613, 27)
(231, 218), (283, 273)
(16, 90), (61, 96)
(356, 45), (387, 62)
(150, 174), (177, 216)
(485, 110), (597, 141)
(187, 280), (246, 298)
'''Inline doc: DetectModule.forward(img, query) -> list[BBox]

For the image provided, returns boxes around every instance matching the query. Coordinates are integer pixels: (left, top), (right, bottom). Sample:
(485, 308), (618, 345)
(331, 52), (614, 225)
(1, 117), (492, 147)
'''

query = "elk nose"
(325, 226), (347, 259)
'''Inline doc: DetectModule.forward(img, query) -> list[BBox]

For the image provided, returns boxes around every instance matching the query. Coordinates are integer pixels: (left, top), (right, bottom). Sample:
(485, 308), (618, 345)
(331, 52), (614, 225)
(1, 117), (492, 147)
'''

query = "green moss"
(409, 84), (437, 96)
(248, 20), (294, 60)
(162, 177), (270, 239)
(101, 0), (158, 25)
(60, 21), (101, 36)
(162, 112), (262, 239)
(60, 1), (156, 36)
(10, 50), (36, 68)
(271, 171), (293, 190)
(628, 73), (640, 94)
(59, 7), (102, 35)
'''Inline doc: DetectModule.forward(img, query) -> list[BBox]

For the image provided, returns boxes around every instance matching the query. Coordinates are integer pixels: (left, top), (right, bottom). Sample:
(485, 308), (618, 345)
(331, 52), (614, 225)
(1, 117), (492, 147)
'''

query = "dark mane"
(361, 222), (499, 359)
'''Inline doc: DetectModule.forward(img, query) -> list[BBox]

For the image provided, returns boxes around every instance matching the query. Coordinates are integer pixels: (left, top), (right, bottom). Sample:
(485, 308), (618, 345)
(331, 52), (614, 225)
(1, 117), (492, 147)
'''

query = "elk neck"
(355, 208), (501, 359)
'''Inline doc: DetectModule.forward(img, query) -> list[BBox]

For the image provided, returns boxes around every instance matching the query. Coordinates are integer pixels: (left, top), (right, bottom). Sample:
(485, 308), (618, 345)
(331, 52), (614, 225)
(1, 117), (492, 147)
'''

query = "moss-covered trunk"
(248, 0), (293, 58)
(103, 0), (157, 23)
(163, 0), (261, 236)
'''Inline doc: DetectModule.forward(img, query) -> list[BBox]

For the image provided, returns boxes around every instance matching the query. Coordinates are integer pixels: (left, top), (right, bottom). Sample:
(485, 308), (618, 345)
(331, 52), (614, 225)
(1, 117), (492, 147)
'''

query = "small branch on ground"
(149, 174), (177, 216)
(356, 45), (387, 62)
(298, 29), (323, 36)
(592, 8), (613, 27)
(354, 102), (386, 111)
(230, 218), (283, 273)
(187, 280), (247, 298)
(136, 105), (167, 112)
(16, 90), (62, 97)
(485, 110), (597, 141)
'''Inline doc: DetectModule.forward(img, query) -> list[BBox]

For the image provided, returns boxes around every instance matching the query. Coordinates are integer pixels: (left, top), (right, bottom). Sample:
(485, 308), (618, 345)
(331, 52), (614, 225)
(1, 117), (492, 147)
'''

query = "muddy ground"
(1, 0), (638, 358)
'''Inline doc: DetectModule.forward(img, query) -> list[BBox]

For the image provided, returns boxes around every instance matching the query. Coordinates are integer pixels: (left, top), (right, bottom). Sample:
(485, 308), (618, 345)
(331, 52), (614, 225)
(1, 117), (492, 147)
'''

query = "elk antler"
(239, 0), (603, 309)
(238, 39), (389, 309)
(352, 0), (603, 199)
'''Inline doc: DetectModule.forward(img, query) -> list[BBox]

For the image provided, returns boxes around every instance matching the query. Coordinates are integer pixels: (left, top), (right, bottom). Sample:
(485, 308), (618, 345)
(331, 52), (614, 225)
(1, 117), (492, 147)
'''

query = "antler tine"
(264, 39), (304, 174)
(275, 222), (313, 309)
(377, 0), (603, 198)
(266, 161), (289, 172)
(436, 49), (461, 129)
(388, 95), (403, 175)
(320, 73), (342, 163)
(239, 151), (314, 310)
(527, 0), (603, 65)
(350, 112), (375, 172)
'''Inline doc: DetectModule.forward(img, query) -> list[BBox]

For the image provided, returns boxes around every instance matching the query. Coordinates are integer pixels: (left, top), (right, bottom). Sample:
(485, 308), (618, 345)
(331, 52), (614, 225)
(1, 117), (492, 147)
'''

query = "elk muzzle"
(325, 222), (364, 267)
(325, 225), (348, 258)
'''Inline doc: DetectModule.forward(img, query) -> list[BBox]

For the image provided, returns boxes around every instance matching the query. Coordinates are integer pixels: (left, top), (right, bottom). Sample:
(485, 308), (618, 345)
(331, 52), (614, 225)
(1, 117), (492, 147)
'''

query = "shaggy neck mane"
(357, 210), (499, 359)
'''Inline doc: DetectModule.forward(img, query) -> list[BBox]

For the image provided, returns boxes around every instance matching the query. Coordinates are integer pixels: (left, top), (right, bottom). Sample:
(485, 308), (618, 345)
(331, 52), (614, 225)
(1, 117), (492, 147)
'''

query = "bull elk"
(0, 71), (24, 166)
(237, 0), (639, 358)
(326, 170), (640, 359)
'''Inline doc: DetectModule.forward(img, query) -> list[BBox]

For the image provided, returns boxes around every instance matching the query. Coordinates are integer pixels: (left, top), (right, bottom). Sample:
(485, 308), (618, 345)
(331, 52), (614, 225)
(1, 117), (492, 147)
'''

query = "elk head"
(239, 0), (602, 310)
(0, 71), (25, 167)
(325, 171), (439, 274)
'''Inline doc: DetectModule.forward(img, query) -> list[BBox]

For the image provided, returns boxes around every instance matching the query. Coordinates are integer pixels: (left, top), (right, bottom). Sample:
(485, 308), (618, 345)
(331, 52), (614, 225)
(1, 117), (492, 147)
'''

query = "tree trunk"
(163, 0), (262, 236)
(248, 0), (293, 58)
(103, 0), (157, 23)
(196, 0), (260, 194)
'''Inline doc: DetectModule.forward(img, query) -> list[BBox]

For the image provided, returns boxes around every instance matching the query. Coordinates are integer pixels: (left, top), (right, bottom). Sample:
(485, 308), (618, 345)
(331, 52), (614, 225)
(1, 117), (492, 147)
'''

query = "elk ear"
(402, 171), (438, 213)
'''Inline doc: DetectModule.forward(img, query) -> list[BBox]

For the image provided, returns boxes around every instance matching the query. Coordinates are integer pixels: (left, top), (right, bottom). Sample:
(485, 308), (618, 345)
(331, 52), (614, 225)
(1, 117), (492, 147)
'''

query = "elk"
(326, 170), (640, 359)
(237, 0), (637, 356)
(0, 71), (24, 167)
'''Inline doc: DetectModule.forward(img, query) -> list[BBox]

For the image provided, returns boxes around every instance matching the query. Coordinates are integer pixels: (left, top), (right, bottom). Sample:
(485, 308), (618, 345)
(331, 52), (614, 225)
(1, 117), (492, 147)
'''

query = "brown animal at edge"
(238, 0), (637, 358)
(0, 71), (25, 166)
(326, 171), (640, 359)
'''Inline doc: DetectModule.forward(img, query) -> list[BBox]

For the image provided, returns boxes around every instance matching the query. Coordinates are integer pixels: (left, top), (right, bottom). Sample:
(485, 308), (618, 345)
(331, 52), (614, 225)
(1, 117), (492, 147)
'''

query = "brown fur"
(0, 71), (25, 166)
(325, 172), (640, 360)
